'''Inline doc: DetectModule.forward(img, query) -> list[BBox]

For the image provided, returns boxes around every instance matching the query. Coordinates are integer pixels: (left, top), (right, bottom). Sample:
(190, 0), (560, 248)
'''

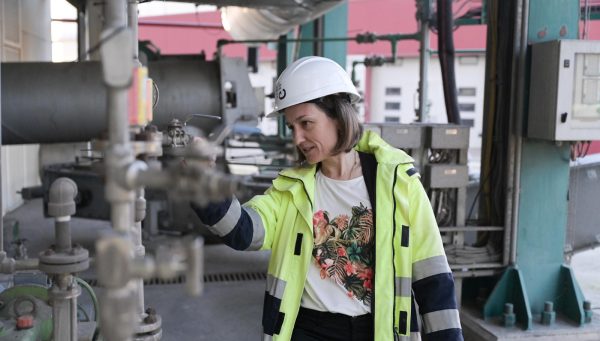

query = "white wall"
(1, 0), (51, 214)
(367, 55), (485, 175)
(250, 60), (278, 136)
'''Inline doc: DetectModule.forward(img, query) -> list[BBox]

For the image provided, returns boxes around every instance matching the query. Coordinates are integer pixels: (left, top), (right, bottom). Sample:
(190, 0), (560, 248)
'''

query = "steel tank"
(1, 59), (225, 145)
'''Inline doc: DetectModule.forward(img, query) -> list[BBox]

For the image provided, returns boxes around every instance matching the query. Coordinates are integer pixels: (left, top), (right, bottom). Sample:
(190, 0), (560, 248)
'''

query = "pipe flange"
(38, 247), (89, 274)
(136, 312), (162, 334)
(134, 330), (162, 341)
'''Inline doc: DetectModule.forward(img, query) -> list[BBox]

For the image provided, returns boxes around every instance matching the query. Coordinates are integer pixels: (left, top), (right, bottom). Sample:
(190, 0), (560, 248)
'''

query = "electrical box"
(427, 125), (470, 149)
(380, 124), (425, 149)
(528, 40), (600, 141)
(424, 164), (469, 188)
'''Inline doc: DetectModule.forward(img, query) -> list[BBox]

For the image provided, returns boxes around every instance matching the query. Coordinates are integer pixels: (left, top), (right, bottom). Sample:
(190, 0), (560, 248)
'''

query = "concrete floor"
(2, 198), (600, 340)
(572, 247), (600, 311)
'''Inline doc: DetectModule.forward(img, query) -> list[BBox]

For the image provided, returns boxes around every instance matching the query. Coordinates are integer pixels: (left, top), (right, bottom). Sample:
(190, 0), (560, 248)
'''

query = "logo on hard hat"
(276, 83), (286, 100)
(278, 89), (286, 100)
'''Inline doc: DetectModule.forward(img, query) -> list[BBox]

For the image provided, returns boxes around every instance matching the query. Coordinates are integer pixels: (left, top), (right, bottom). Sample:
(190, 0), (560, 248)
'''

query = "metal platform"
(461, 306), (600, 341)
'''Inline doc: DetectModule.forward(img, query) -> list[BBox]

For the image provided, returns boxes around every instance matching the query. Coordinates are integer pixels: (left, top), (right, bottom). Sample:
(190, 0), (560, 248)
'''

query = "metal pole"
(128, 0), (147, 321)
(133, 188), (146, 316)
(128, 1), (140, 66)
(104, 0), (133, 236)
(508, 0), (529, 265)
(417, 0), (431, 122)
(77, 5), (88, 61)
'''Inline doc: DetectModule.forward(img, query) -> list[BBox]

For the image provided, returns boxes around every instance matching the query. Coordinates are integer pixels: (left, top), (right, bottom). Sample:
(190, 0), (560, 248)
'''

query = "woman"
(192, 56), (463, 341)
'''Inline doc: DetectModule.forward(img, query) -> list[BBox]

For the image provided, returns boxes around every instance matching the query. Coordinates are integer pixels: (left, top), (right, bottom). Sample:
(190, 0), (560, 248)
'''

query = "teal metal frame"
(483, 0), (587, 330)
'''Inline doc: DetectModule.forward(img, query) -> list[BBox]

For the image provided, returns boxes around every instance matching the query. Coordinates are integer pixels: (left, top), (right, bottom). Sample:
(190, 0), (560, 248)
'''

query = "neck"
(320, 150), (361, 180)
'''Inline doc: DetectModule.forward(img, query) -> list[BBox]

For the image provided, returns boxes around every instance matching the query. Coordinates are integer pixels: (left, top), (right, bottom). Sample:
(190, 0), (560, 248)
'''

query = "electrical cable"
(74, 26), (127, 63)
(75, 277), (99, 323)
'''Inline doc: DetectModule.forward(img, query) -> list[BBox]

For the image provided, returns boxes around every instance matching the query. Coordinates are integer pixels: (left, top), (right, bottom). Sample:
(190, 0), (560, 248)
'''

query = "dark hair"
(296, 93), (363, 163)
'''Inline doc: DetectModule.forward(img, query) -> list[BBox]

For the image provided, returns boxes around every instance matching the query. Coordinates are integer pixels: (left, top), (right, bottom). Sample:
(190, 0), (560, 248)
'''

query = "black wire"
(75, 26), (127, 62)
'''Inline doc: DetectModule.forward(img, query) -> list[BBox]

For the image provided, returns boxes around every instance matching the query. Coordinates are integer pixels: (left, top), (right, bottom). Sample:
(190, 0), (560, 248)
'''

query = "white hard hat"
(268, 56), (361, 117)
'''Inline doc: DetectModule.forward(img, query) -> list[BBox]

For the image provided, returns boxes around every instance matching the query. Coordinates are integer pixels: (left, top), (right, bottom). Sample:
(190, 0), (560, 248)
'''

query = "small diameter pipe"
(55, 220), (72, 253)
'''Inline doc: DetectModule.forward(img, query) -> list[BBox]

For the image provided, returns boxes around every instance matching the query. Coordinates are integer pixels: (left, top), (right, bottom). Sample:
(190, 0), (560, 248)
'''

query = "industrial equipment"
(528, 40), (600, 141)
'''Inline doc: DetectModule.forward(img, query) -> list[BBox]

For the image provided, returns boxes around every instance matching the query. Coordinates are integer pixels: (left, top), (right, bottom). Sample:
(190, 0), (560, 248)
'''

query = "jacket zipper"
(278, 174), (313, 210)
(391, 164), (400, 338)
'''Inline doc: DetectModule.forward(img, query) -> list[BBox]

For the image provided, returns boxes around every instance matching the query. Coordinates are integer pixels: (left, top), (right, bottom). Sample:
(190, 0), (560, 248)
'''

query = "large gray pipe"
(1, 60), (222, 145)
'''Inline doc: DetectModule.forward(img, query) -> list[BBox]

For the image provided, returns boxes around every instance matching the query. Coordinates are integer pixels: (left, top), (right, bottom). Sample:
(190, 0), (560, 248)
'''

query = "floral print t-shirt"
(300, 170), (374, 316)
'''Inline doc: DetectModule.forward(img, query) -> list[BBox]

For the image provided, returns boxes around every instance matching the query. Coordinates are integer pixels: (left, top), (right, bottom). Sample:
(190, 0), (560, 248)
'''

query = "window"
(458, 87), (476, 97)
(385, 102), (401, 110)
(384, 116), (400, 123)
(385, 87), (402, 96)
(458, 103), (475, 112)
(462, 118), (475, 127)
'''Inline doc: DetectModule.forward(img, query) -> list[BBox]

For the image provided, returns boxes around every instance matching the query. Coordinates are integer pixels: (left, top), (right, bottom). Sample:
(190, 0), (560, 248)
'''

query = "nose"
(292, 128), (305, 146)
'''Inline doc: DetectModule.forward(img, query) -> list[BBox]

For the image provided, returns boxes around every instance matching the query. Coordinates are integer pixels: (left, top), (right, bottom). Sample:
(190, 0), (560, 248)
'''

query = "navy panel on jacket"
(220, 211), (254, 250)
(412, 272), (458, 314)
(426, 328), (464, 341)
(191, 199), (232, 225)
(191, 199), (255, 250)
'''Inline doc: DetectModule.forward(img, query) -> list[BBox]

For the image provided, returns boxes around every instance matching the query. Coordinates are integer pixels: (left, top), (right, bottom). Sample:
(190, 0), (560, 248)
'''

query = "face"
(284, 103), (339, 164)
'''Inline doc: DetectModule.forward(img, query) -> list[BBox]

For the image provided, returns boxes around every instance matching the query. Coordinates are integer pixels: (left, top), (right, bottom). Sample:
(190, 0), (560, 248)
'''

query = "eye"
(301, 120), (312, 128)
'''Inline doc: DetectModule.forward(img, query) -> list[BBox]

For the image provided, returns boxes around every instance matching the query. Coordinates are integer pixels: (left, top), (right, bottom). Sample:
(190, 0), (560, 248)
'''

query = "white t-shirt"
(301, 170), (374, 316)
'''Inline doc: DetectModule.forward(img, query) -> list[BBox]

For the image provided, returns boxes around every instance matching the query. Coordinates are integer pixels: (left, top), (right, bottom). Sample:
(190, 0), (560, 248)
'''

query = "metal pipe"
(508, 0), (529, 265)
(14, 258), (39, 271)
(51, 274), (80, 341)
(128, 4), (146, 315)
(54, 18), (224, 29)
(417, 0), (431, 122)
(133, 188), (146, 316)
(77, 7), (88, 61)
(71, 286), (78, 340)
(217, 32), (420, 48)
(55, 221), (72, 253)
(128, 1), (140, 66)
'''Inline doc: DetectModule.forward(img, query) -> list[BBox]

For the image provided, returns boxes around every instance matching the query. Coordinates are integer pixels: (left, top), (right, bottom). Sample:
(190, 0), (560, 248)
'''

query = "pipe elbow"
(47, 177), (78, 217)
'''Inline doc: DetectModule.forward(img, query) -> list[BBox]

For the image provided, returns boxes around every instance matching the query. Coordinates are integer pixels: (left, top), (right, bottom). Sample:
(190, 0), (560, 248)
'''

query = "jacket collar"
(356, 130), (414, 165)
(273, 130), (414, 190)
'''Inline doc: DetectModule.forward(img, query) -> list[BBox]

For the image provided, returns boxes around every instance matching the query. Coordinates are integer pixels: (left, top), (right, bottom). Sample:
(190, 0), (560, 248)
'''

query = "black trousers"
(291, 307), (374, 341)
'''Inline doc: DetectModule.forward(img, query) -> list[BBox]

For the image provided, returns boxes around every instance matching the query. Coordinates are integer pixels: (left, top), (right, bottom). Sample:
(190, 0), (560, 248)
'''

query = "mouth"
(301, 146), (315, 155)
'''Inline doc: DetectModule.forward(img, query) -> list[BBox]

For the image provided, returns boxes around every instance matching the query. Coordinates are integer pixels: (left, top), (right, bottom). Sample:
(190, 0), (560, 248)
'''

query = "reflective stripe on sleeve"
(245, 207), (266, 250)
(207, 198), (241, 237)
(422, 309), (461, 334)
(262, 334), (273, 341)
(266, 274), (287, 299)
(394, 333), (421, 341)
(412, 255), (451, 282)
(395, 276), (412, 298)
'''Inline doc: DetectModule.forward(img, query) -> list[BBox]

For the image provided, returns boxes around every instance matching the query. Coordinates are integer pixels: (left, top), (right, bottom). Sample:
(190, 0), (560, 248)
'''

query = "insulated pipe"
(1, 60), (222, 145)
(437, 0), (461, 124)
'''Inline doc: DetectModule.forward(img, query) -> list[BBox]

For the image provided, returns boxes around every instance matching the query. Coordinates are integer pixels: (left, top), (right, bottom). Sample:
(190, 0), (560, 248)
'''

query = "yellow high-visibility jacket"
(193, 131), (463, 340)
